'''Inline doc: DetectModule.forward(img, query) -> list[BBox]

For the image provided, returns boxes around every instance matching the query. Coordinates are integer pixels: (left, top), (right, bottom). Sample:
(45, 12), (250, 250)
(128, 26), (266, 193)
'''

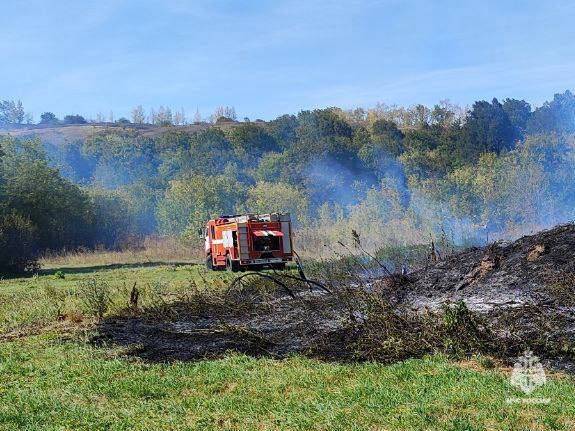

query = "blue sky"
(2, 0), (575, 121)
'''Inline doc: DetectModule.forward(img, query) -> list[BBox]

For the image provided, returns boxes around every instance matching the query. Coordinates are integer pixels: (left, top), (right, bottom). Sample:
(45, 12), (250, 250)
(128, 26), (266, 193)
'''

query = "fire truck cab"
(204, 213), (293, 271)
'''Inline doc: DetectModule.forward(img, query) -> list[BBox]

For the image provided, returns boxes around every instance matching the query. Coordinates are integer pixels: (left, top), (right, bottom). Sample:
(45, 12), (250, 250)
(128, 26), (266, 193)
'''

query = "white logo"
(507, 350), (550, 404)
(510, 350), (546, 394)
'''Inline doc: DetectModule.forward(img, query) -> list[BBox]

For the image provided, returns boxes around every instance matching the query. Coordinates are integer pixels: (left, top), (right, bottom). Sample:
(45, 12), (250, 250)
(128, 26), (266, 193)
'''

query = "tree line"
(2, 90), (575, 272)
(0, 100), (239, 127)
(0, 138), (133, 273)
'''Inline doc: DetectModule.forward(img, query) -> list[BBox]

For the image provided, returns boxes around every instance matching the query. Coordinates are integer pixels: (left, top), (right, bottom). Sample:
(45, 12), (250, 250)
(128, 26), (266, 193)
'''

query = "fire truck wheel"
(205, 255), (214, 271)
(226, 255), (239, 272)
(273, 263), (286, 271)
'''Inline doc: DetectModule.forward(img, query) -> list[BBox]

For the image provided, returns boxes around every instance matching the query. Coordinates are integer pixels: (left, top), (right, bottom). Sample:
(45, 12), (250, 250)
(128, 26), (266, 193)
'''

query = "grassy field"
(39, 236), (201, 269)
(0, 261), (233, 334)
(0, 261), (574, 430)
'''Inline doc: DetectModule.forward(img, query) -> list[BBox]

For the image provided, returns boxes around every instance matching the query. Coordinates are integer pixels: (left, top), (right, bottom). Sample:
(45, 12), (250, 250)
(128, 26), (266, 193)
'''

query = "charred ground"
(96, 224), (575, 370)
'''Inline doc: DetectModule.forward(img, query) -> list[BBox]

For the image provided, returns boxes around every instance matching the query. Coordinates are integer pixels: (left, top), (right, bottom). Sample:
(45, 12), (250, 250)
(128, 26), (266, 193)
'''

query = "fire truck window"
(232, 231), (238, 247)
(210, 226), (215, 238)
(253, 235), (280, 251)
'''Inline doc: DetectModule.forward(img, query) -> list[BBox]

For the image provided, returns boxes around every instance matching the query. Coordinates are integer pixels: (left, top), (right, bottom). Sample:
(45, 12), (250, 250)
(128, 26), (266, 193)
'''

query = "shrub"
(43, 282), (67, 318)
(63, 114), (87, 125)
(0, 213), (38, 274)
(77, 278), (112, 319)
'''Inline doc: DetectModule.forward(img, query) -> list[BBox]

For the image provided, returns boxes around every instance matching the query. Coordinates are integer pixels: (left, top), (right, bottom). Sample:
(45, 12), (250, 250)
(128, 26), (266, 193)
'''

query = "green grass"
(0, 264), (574, 430)
(0, 334), (574, 430)
(0, 263), (235, 333)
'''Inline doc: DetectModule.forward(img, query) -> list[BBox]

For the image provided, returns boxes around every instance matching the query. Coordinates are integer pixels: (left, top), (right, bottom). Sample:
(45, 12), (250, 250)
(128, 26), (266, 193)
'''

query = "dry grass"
(40, 236), (201, 268)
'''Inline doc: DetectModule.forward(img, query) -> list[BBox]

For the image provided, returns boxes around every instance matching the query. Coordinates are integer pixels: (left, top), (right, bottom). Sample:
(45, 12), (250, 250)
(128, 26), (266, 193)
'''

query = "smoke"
(304, 157), (373, 208)
(300, 159), (477, 254)
(41, 139), (160, 240)
(298, 133), (575, 257)
(43, 141), (96, 184)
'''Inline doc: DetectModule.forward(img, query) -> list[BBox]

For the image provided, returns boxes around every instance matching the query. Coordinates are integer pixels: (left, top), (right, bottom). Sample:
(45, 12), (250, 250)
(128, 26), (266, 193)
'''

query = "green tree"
(0, 213), (37, 273)
(2, 161), (94, 249)
(189, 128), (235, 173)
(1, 137), (94, 250)
(266, 114), (298, 148)
(39, 112), (59, 125)
(63, 114), (87, 124)
(0, 100), (25, 125)
(84, 130), (158, 188)
(117, 182), (161, 236)
(86, 188), (131, 248)
(253, 152), (295, 183)
(431, 103), (456, 128)
(502, 98), (531, 136)
(293, 109), (358, 172)
(157, 175), (246, 236)
(358, 120), (404, 169)
(463, 98), (517, 157)
(227, 123), (278, 160)
(400, 127), (459, 179)
(527, 90), (575, 134)
(156, 129), (235, 179)
(244, 182), (310, 225)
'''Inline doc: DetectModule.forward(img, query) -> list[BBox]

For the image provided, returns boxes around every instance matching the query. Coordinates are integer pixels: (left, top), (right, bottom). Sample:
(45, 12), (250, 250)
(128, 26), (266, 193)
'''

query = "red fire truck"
(203, 213), (293, 271)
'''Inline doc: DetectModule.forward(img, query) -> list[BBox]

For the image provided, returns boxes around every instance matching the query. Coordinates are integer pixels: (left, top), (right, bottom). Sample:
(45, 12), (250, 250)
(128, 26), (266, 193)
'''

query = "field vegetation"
(39, 236), (198, 269)
(0, 262), (574, 430)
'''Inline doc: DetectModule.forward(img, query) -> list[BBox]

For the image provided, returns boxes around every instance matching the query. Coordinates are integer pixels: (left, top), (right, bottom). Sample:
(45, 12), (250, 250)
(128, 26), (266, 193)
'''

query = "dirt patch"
(95, 224), (575, 369)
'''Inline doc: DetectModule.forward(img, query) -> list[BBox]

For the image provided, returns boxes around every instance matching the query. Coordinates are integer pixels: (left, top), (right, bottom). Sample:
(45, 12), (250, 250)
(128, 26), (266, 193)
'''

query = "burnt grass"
(95, 224), (575, 369)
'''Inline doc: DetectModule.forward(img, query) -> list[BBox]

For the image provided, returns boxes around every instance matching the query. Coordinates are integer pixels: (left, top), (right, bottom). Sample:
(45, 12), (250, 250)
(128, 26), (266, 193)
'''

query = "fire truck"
(203, 213), (293, 271)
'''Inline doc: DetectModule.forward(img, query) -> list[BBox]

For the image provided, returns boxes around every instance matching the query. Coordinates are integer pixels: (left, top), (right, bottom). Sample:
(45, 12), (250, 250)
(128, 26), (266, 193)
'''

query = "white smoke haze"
(34, 128), (575, 261)
(296, 159), (478, 260)
(296, 132), (575, 261)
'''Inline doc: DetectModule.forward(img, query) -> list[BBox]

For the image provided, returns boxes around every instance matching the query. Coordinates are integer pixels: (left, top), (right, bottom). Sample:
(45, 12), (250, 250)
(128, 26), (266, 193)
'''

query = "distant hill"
(0, 122), (234, 145)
